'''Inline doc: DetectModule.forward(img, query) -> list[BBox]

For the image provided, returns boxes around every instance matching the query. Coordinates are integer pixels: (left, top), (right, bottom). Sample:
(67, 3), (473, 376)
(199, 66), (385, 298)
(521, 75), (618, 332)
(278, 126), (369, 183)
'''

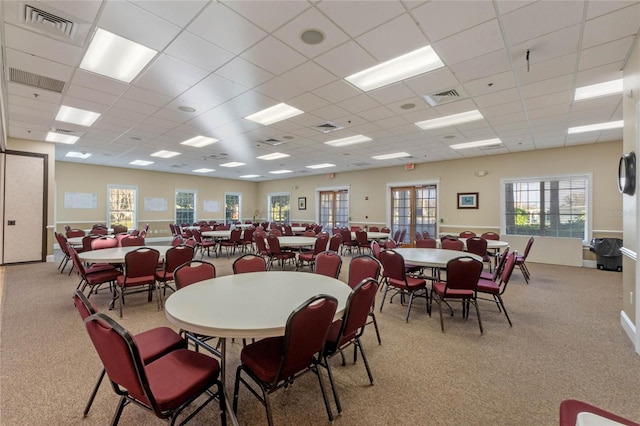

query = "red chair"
(380, 227), (391, 234)
(416, 238), (437, 248)
(66, 228), (86, 238)
(328, 233), (342, 252)
(83, 312), (226, 425)
(379, 249), (428, 322)
(219, 228), (242, 258)
(369, 226), (379, 232)
(232, 295), (338, 426)
(382, 230), (400, 249)
(72, 290), (185, 417)
(481, 247), (509, 282)
(233, 254), (267, 274)
(55, 232), (74, 274)
(297, 236), (329, 271)
(239, 227), (255, 253)
(266, 235), (296, 270)
(154, 245), (194, 306)
(191, 228), (217, 259)
(466, 236), (492, 272)
(119, 235), (145, 247)
(340, 228), (358, 255)
(481, 231), (500, 240)
(559, 399), (640, 426)
(314, 250), (342, 278)
(459, 230), (476, 238)
(516, 236), (535, 283)
(355, 230), (370, 255)
(348, 255), (382, 344)
(477, 251), (517, 326)
(370, 240), (381, 260)
(68, 245), (121, 297)
(321, 278), (379, 415)
(430, 256), (484, 333)
(112, 248), (159, 317)
(91, 236), (118, 250)
(441, 237), (464, 251)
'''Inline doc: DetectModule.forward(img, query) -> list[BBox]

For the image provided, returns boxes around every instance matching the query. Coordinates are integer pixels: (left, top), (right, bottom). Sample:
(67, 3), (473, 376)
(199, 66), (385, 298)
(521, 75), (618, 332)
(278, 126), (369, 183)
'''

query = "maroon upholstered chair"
(328, 233), (342, 252)
(154, 245), (194, 305)
(72, 290), (185, 417)
(481, 247), (510, 282)
(55, 232), (74, 274)
(370, 240), (381, 260)
(174, 260), (216, 289)
(321, 278), (379, 414)
(416, 238), (437, 248)
(369, 226), (379, 232)
(119, 235), (145, 247)
(430, 256), (484, 334)
(68, 245), (121, 297)
(233, 295), (338, 426)
(83, 312), (225, 425)
(559, 399), (640, 426)
(459, 230), (476, 238)
(66, 228), (86, 238)
(348, 255), (382, 344)
(233, 254), (267, 274)
(381, 230), (400, 249)
(113, 248), (160, 317)
(516, 236), (535, 283)
(441, 237), (464, 251)
(91, 236), (118, 250)
(219, 228), (242, 258)
(266, 235), (295, 270)
(380, 226), (391, 234)
(314, 250), (343, 279)
(297, 236), (329, 271)
(466, 236), (492, 271)
(355, 230), (370, 255)
(340, 228), (358, 255)
(239, 227), (255, 253)
(191, 228), (217, 259)
(481, 231), (500, 240)
(477, 251), (517, 326)
(379, 249), (428, 322)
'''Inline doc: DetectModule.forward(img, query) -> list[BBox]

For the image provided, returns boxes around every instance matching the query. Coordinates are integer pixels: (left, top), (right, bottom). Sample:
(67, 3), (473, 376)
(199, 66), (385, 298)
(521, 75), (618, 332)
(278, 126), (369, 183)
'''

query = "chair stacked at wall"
(266, 235), (296, 270)
(466, 236), (493, 272)
(314, 250), (343, 279)
(232, 254), (267, 274)
(516, 236), (535, 283)
(219, 228), (242, 258)
(321, 278), (379, 415)
(430, 256), (484, 334)
(340, 228), (357, 255)
(112, 248), (160, 317)
(233, 295), (338, 426)
(155, 245), (195, 307)
(297, 235), (329, 271)
(72, 290), (186, 417)
(69, 245), (121, 297)
(348, 255), (383, 344)
(477, 251), (517, 327)
(82, 311), (226, 425)
(378, 249), (428, 322)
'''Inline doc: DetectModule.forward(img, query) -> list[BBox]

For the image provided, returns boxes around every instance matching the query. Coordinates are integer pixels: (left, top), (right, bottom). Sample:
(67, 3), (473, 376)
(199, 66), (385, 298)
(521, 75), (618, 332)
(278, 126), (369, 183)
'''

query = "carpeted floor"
(1, 250), (639, 425)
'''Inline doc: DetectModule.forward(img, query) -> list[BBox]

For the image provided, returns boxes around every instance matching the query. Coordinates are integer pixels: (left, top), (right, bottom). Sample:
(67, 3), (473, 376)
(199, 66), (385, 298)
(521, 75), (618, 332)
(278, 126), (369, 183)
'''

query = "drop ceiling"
(1, 0), (638, 181)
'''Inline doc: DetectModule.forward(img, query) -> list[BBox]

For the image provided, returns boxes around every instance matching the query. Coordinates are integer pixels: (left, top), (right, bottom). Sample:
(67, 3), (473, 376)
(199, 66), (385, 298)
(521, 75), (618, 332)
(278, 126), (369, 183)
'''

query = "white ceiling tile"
(463, 71), (516, 97)
(6, 48), (74, 82)
(72, 70), (129, 96)
(314, 80), (361, 103)
(411, 1), (497, 42)
(314, 41), (376, 78)
(514, 54), (577, 86)
(586, 1), (638, 19)
(582, 3), (640, 49)
(135, 71), (190, 97)
(165, 32), (235, 72)
(367, 84), (417, 105)
(58, 96), (110, 114)
(4, 24), (83, 65)
(525, 91), (572, 111)
(287, 92), (330, 112)
(254, 76), (307, 102)
(8, 94), (58, 114)
(112, 97), (159, 115)
(449, 49), (512, 83)
(519, 74), (574, 99)
(317, 1), (406, 38)
(280, 61), (338, 91)
(403, 67), (460, 97)
(241, 36), (307, 75)
(433, 19), (505, 65)
(337, 94), (380, 114)
(65, 84), (120, 107)
(473, 87), (521, 107)
(146, 54), (210, 86)
(122, 87), (173, 108)
(356, 13), (429, 62)
(224, 1), (311, 33)
(215, 57), (275, 90)
(575, 63), (624, 87)
(131, 0), (209, 27)
(579, 37), (635, 71)
(509, 25), (581, 68)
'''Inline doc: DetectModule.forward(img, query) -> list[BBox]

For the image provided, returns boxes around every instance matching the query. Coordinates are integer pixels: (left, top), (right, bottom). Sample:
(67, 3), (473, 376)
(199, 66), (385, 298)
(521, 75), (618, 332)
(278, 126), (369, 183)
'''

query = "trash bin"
(590, 238), (623, 272)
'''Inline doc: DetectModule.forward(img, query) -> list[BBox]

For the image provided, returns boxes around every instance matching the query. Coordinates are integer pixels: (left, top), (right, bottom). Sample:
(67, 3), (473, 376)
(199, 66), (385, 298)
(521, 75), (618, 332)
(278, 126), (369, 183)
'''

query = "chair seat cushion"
(480, 271), (494, 281)
(476, 278), (500, 294)
(155, 271), (174, 282)
(145, 349), (220, 412)
(117, 274), (155, 287)
(86, 269), (122, 283)
(298, 252), (315, 262)
(241, 336), (312, 384)
(86, 263), (117, 274)
(432, 281), (473, 298)
(389, 276), (426, 290)
(134, 327), (186, 364)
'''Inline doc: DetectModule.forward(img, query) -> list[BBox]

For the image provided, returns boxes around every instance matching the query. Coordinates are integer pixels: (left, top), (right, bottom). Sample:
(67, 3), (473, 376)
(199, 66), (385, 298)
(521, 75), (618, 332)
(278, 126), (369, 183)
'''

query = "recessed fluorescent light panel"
(45, 132), (78, 144)
(130, 160), (154, 166)
(220, 162), (246, 167)
(193, 168), (215, 173)
(151, 150), (180, 158)
(324, 135), (372, 147)
(415, 110), (484, 130)
(56, 106), (101, 127)
(574, 79), (623, 101)
(372, 152), (411, 160)
(80, 28), (157, 83)
(257, 152), (290, 160)
(269, 170), (293, 174)
(568, 120), (624, 134)
(240, 174), (260, 178)
(306, 163), (335, 169)
(65, 151), (91, 159)
(180, 136), (219, 147)
(345, 45), (444, 92)
(450, 138), (501, 150)
(245, 103), (304, 126)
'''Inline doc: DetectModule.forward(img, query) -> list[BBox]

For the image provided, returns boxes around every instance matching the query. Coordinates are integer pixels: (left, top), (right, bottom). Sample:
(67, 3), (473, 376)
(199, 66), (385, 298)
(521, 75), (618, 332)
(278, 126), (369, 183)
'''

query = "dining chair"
(112, 224), (128, 234)
(112, 247), (160, 317)
(91, 236), (118, 250)
(481, 247), (510, 282)
(559, 399), (640, 426)
(378, 249), (428, 322)
(68, 245), (121, 297)
(297, 235), (329, 271)
(119, 235), (145, 247)
(369, 226), (379, 232)
(239, 227), (255, 253)
(441, 237), (464, 251)
(233, 254), (267, 274)
(355, 230), (370, 255)
(328, 233), (342, 253)
(55, 232), (74, 274)
(459, 230), (477, 238)
(348, 255), (383, 344)
(382, 230), (400, 249)
(219, 227), (242, 258)
(430, 256), (484, 334)
(516, 236), (535, 283)
(477, 251), (517, 326)
(466, 236), (492, 272)
(314, 250), (343, 279)
(154, 245), (195, 306)
(416, 238), (437, 248)
(83, 312), (226, 425)
(481, 231), (500, 240)
(232, 295), (338, 426)
(339, 228), (357, 255)
(321, 278), (379, 415)
(66, 228), (86, 238)
(266, 235), (296, 270)
(415, 231), (424, 243)
(72, 290), (186, 417)
(191, 228), (217, 259)
(380, 227), (391, 234)
(370, 240), (382, 261)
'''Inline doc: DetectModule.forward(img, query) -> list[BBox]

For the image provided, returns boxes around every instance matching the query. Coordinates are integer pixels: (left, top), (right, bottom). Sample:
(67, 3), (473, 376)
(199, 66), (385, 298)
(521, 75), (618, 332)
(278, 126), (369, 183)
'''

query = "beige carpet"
(1, 251), (639, 425)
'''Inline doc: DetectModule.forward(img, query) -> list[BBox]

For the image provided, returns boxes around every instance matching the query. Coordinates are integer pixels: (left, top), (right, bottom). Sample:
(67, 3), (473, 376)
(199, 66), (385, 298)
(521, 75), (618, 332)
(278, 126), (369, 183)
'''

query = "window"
(503, 175), (588, 240)
(319, 189), (349, 229)
(175, 190), (196, 225)
(108, 185), (136, 229)
(267, 193), (290, 223)
(225, 192), (241, 224)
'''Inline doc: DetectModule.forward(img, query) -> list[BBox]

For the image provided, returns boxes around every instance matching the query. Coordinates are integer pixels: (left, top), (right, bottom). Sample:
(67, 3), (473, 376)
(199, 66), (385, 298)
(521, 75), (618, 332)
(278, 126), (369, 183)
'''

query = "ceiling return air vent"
(422, 88), (465, 106)
(10, 68), (66, 93)
(23, 4), (75, 38)
(313, 121), (344, 134)
(260, 138), (286, 146)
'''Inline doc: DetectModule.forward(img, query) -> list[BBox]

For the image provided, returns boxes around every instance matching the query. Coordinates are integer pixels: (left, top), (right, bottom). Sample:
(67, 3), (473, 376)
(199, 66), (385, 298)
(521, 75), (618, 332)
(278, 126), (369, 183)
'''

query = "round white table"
(201, 230), (233, 239)
(77, 246), (170, 264)
(275, 236), (318, 248)
(394, 248), (482, 268)
(350, 231), (390, 241)
(455, 238), (509, 250)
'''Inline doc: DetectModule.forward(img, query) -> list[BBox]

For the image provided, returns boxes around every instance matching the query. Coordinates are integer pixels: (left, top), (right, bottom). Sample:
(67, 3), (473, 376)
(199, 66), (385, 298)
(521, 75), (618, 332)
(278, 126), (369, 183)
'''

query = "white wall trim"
(620, 310), (637, 354)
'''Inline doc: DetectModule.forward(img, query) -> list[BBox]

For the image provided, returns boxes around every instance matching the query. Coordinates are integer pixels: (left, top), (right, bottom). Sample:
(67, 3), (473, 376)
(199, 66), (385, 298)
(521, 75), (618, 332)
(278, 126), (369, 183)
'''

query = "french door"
(390, 184), (438, 246)
(319, 190), (348, 230)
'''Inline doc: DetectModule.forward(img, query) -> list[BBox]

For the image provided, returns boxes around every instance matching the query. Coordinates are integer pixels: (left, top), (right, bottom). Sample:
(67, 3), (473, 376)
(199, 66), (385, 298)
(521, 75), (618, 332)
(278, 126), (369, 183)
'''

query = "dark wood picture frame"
(298, 197), (306, 210)
(457, 192), (479, 209)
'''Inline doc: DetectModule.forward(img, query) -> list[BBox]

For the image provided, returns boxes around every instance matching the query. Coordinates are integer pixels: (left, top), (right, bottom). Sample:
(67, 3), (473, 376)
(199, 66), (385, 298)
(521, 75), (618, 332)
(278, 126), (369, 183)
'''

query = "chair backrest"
(242, 227), (255, 243)
(384, 239), (397, 249)
(190, 228), (203, 243)
(91, 227), (108, 236)
(55, 232), (70, 256)
(459, 231), (477, 238)
(444, 256), (483, 292)
(379, 249), (406, 282)
(328, 234), (342, 252)
(303, 229), (316, 237)
(68, 245), (88, 278)
(380, 227), (391, 234)
(312, 236), (329, 255)
(369, 226), (379, 232)
(171, 235), (184, 246)
(329, 278), (379, 350)
(355, 230), (368, 245)
(73, 289), (97, 320)
(163, 245), (195, 275)
(398, 229), (407, 244)
(490, 247), (510, 281)
(466, 237), (488, 257)
(115, 233), (130, 246)
(522, 236), (535, 259)
(499, 251), (518, 288)
(229, 228), (242, 242)
(91, 236), (118, 250)
(254, 235), (269, 256)
(481, 232), (500, 240)
(276, 295), (338, 385)
(442, 238), (464, 251)
(348, 255), (381, 288)
(391, 230), (401, 243)
(123, 248), (160, 279)
(314, 251), (342, 278)
(183, 237), (197, 248)
(66, 229), (86, 238)
(266, 235), (284, 254)
(284, 225), (294, 236)
(422, 231), (431, 239)
(112, 224), (128, 234)
(233, 254), (267, 274)
(416, 238), (437, 248)
(120, 235), (145, 247)
(339, 228), (352, 242)
(370, 240), (381, 260)
(415, 232), (424, 242)
(270, 229), (283, 237)
(174, 261), (216, 289)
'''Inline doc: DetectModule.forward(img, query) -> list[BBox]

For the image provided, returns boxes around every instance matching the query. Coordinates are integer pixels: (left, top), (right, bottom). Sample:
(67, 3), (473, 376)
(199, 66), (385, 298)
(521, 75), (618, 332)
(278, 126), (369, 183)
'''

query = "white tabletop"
(164, 271), (351, 339)
(77, 246), (170, 264)
(351, 231), (391, 241)
(394, 248), (482, 268)
(201, 230), (233, 239)
(234, 224), (254, 229)
(275, 236), (318, 247)
(455, 238), (509, 250)
(291, 226), (307, 233)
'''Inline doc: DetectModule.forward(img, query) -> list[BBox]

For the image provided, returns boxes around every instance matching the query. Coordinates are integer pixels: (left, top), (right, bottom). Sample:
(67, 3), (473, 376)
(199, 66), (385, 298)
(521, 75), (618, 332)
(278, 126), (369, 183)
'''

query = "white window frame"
(175, 189), (197, 225)
(107, 184), (137, 229)
(224, 192), (242, 224)
(267, 192), (291, 223)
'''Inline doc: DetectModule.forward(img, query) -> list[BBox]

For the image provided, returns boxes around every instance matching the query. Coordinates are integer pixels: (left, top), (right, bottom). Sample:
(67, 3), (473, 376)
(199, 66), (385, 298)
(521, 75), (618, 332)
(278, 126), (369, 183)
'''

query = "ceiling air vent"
(10, 68), (65, 93)
(261, 138), (286, 147)
(23, 4), (75, 38)
(313, 121), (344, 134)
(352, 162), (371, 167)
(423, 88), (462, 107)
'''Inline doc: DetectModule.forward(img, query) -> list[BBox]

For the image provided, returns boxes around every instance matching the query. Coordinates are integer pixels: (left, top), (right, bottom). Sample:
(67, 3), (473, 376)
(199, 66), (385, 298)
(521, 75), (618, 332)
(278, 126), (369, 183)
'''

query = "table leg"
(218, 337), (240, 426)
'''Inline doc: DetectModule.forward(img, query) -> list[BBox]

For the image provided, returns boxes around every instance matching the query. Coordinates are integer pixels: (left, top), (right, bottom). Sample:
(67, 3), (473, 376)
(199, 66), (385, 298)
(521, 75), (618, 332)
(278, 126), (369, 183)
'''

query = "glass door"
(319, 190), (348, 230)
(390, 184), (437, 246)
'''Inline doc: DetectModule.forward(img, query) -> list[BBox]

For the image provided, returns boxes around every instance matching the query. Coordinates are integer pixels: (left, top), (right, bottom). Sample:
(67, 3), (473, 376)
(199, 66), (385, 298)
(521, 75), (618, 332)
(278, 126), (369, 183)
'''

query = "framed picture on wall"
(298, 197), (306, 210)
(457, 192), (479, 209)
